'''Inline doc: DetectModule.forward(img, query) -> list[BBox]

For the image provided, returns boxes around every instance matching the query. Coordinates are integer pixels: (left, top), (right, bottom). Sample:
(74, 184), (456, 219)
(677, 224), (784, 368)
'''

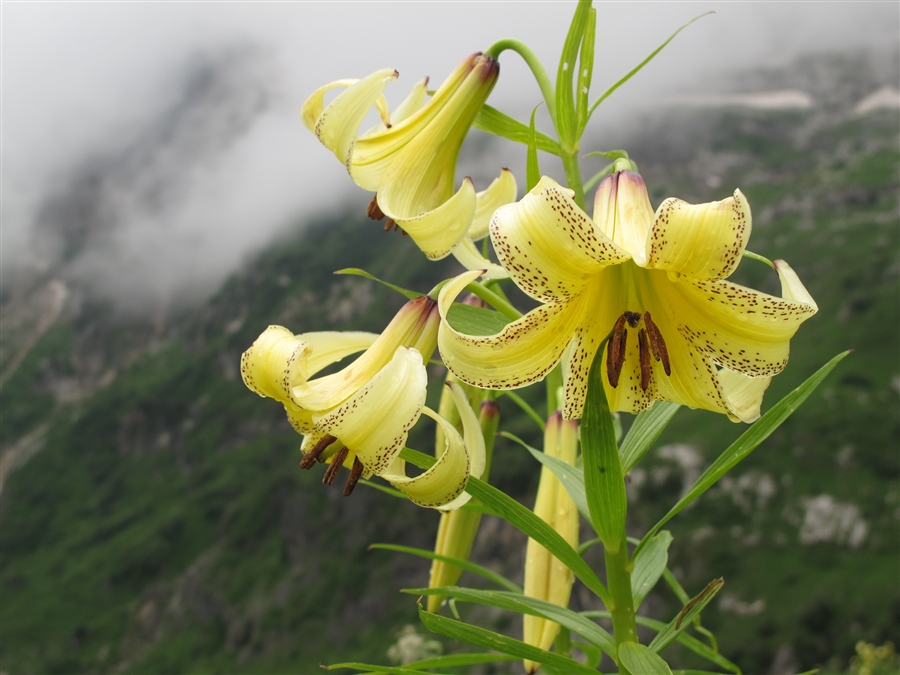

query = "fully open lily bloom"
(438, 170), (818, 421)
(242, 296), (482, 508)
(301, 53), (517, 272)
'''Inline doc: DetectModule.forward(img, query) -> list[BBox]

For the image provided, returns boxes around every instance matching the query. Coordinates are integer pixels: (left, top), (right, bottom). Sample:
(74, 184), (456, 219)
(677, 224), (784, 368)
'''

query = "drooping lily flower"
(523, 412), (579, 674)
(301, 54), (517, 273)
(438, 168), (818, 421)
(242, 296), (483, 508)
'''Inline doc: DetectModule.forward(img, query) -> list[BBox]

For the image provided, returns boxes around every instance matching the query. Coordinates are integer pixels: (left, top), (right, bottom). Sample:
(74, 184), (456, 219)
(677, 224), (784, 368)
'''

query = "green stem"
(464, 282), (522, 320)
(561, 149), (586, 210)
(605, 536), (639, 668)
(545, 365), (563, 417)
(484, 38), (557, 126)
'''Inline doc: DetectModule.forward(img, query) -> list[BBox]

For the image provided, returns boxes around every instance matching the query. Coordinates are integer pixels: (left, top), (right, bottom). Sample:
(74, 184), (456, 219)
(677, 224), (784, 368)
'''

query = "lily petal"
(469, 168), (518, 241)
(449, 236), (509, 279)
(241, 325), (310, 403)
(381, 406), (470, 508)
(301, 331), (380, 377)
(661, 274), (818, 377)
(303, 68), (398, 167)
(391, 178), (477, 260)
(432, 381), (486, 511)
(438, 270), (586, 392)
(592, 170), (656, 265)
(774, 259), (818, 309)
(718, 368), (771, 423)
(313, 347), (427, 476)
(491, 176), (629, 304)
(644, 189), (752, 280)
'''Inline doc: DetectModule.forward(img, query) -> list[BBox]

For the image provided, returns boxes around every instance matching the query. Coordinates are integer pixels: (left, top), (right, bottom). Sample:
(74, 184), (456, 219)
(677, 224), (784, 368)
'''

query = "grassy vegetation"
(1, 66), (897, 673)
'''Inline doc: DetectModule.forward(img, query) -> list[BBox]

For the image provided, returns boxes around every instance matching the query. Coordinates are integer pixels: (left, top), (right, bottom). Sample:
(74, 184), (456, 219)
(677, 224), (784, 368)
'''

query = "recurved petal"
(718, 369), (771, 423)
(644, 189), (752, 280)
(430, 381), (486, 511)
(313, 347), (427, 476)
(774, 259), (818, 309)
(301, 78), (357, 133)
(393, 178), (477, 260)
(299, 331), (379, 378)
(491, 176), (629, 304)
(241, 325), (310, 404)
(305, 68), (398, 167)
(449, 236), (508, 279)
(468, 168), (518, 241)
(390, 77), (429, 126)
(662, 273), (817, 378)
(381, 407), (470, 509)
(438, 269), (584, 392)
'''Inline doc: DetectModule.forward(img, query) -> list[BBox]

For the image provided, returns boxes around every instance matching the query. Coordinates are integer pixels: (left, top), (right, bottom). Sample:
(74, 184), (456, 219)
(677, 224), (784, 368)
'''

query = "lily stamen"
(638, 328), (652, 391)
(644, 311), (671, 375)
(367, 195), (385, 221)
(322, 446), (350, 485)
(606, 314), (628, 387)
(300, 434), (337, 469)
(343, 457), (365, 497)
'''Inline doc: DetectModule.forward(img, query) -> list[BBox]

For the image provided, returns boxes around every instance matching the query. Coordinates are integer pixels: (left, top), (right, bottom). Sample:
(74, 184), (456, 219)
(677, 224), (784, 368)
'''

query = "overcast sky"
(3, 1), (898, 308)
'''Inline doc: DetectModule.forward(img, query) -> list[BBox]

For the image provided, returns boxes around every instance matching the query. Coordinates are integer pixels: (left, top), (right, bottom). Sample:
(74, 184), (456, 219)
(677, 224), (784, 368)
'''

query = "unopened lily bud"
(427, 397), (499, 612)
(523, 412), (579, 674)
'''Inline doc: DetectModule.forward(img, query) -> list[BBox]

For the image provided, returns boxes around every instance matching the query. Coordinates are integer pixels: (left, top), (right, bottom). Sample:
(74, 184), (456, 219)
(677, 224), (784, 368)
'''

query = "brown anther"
(367, 195), (385, 221)
(638, 328), (652, 392)
(300, 435), (336, 469)
(343, 457), (365, 497)
(643, 312), (671, 376)
(624, 311), (642, 328)
(606, 314), (628, 388)
(322, 445), (350, 485)
(383, 219), (396, 232)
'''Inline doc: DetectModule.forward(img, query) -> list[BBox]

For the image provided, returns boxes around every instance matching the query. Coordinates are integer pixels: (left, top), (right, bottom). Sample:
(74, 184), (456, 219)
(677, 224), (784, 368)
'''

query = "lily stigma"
(241, 296), (484, 508)
(438, 165), (818, 422)
(302, 53), (517, 274)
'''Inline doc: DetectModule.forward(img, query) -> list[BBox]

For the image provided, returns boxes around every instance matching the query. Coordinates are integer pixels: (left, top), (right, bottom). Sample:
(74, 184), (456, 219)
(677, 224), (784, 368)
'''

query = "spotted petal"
(718, 369), (771, 423)
(388, 178), (477, 260)
(652, 270), (816, 382)
(644, 189), (752, 280)
(302, 68), (398, 167)
(313, 347), (427, 476)
(438, 269), (587, 392)
(491, 176), (629, 304)
(469, 168), (518, 241)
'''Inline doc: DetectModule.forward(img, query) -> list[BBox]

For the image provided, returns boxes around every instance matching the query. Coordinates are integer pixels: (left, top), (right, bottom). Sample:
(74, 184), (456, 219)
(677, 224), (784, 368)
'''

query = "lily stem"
(561, 148), (587, 210)
(464, 281), (522, 320)
(605, 534), (639, 671)
(483, 38), (557, 126)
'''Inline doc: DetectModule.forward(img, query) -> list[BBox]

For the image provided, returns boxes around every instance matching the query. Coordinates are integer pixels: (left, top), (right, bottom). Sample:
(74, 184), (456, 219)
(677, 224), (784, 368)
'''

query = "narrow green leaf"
(581, 345), (627, 552)
(359, 479), (407, 499)
(324, 662), (435, 674)
(500, 392), (545, 432)
(445, 304), (512, 337)
(584, 149), (631, 161)
(572, 639), (602, 669)
(504, 431), (591, 525)
(620, 401), (680, 473)
(556, 0), (592, 147)
(404, 653), (519, 669)
(619, 642), (673, 675)
(582, 612), (741, 674)
(369, 543), (522, 593)
(631, 530), (673, 608)
(672, 671), (738, 675)
(587, 12), (713, 120)
(662, 568), (691, 604)
(649, 578), (724, 653)
(576, 537), (602, 556)
(418, 607), (599, 675)
(576, 7), (596, 134)
(410, 586), (617, 659)
(638, 352), (849, 553)
(526, 105), (542, 192)
(474, 104), (561, 155)
(334, 268), (420, 300)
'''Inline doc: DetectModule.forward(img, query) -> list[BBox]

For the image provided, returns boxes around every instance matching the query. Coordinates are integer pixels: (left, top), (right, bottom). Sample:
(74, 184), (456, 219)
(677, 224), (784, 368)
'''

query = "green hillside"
(1, 54), (897, 674)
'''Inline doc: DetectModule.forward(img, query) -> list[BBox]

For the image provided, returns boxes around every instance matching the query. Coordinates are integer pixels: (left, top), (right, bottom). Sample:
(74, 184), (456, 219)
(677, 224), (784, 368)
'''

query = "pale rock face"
(787, 494), (869, 549)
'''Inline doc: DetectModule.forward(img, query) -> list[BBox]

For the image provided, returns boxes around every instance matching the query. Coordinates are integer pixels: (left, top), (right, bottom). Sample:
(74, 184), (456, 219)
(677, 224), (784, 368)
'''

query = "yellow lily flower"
(242, 296), (482, 508)
(301, 54), (517, 271)
(523, 412), (579, 674)
(438, 169), (818, 421)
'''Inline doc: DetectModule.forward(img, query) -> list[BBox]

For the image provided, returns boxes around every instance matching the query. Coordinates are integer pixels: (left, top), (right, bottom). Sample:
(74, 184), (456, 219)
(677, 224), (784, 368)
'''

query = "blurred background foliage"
(1, 52), (898, 674)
